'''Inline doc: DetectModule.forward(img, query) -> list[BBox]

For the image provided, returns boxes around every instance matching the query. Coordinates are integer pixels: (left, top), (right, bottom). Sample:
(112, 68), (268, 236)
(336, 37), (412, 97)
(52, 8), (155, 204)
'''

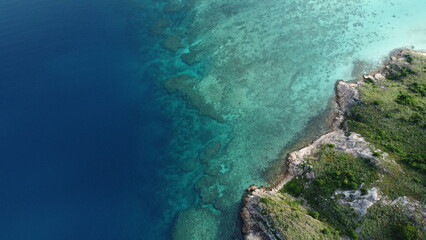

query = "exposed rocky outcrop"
(241, 186), (280, 240)
(242, 185), (337, 240)
(334, 186), (382, 216)
(333, 80), (360, 129)
(383, 196), (426, 230)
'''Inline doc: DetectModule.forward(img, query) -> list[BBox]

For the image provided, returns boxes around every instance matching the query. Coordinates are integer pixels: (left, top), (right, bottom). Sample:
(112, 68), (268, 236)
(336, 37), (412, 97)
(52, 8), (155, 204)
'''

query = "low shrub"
(401, 153), (426, 173)
(393, 223), (418, 240)
(348, 230), (359, 240)
(351, 111), (365, 122)
(364, 78), (375, 84)
(408, 82), (426, 96)
(372, 152), (381, 158)
(386, 65), (416, 81)
(281, 178), (304, 197)
(395, 92), (414, 105)
(404, 54), (413, 64)
(260, 197), (271, 204)
(349, 182), (358, 190)
(409, 113), (422, 124)
(308, 211), (319, 219)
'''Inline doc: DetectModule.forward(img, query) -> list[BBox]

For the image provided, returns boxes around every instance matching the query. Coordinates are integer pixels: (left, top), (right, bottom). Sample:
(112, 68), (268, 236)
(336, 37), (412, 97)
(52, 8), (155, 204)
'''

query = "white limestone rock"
(335, 187), (381, 216)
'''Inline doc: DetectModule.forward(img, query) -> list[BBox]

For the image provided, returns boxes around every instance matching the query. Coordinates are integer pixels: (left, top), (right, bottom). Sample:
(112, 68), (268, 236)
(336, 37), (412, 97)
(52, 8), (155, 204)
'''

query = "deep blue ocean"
(0, 0), (171, 239)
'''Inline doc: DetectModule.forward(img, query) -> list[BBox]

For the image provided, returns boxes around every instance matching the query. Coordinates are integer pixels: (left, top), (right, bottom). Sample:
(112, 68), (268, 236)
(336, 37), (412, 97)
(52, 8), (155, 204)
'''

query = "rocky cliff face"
(241, 186), (279, 240)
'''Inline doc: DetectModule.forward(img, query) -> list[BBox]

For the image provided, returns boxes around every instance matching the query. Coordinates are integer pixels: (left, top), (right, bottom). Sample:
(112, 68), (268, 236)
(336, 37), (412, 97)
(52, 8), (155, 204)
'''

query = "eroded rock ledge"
(241, 49), (425, 240)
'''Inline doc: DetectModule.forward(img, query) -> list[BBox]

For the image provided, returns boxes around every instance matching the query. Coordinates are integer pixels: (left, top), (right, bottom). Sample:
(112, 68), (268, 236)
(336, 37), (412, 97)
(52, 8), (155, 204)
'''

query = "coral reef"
(163, 75), (225, 122)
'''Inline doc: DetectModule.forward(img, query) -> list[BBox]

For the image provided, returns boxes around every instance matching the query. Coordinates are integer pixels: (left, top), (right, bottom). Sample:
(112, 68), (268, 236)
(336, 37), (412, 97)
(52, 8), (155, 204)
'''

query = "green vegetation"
(385, 64), (416, 81)
(326, 143), (335, 148)
(361, 204), (422, 239)
(259, 197), (271, 204)
(281, 178), (304, 197)
(372, 152), (381, 158)
(348, 229), (359, 240)
(347, 53), (426, 173)
(405, 53), (414, 64)
(308, 211), (320, 219)
(309, 147), (378, 193)
(345, 52), (426, 200)
(360, 186), (368, 195)
(281, 144), (425, 239)
(408, 82), (426, 96)
(257, 193), (340, 239)
(282, 147), (379, 236)
(394, 223), (419, 240)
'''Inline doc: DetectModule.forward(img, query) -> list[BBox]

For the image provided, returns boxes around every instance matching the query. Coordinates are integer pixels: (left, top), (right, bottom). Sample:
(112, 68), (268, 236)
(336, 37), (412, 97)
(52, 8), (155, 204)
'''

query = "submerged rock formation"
(150, 18), (169, 36)
(162, 34), (185, 52)
(173, 208), (220, 240)
(163, 74), (225, 122)
(198, 141), (222, 164)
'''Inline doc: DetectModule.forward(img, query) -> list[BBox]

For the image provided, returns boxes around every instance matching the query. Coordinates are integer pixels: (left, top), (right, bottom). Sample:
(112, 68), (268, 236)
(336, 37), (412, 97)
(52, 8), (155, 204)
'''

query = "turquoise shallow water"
(134, 0), (426, 239)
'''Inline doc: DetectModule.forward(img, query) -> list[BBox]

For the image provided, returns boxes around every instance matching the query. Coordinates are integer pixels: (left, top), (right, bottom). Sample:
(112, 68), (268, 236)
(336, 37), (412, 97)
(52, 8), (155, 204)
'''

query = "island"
(241, 50), (426, 240)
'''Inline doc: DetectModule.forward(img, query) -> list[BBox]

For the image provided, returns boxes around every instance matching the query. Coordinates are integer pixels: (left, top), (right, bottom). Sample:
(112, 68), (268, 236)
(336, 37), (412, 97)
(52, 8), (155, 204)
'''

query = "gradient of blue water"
(0, 0), (170, 239)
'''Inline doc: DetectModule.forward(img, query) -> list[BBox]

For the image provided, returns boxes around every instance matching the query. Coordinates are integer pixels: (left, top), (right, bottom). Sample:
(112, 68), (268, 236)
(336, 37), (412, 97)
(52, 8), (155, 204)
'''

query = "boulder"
(246, 185), (258, 192)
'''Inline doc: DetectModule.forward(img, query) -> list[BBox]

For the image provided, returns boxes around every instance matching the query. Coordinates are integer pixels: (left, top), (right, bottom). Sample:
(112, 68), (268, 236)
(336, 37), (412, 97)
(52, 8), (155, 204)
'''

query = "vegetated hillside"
(246, 51), (425, 240)
(346, 51), (426, 199)
(255, 192), (340, 240)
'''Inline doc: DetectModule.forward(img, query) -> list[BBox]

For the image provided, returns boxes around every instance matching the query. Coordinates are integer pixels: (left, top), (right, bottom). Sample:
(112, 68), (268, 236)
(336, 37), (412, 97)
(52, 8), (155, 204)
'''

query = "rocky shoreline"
(240, 49), (425, 240)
